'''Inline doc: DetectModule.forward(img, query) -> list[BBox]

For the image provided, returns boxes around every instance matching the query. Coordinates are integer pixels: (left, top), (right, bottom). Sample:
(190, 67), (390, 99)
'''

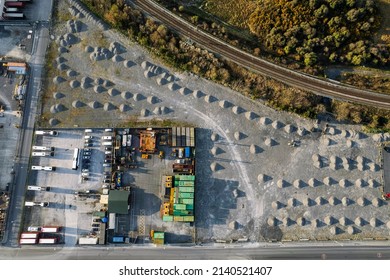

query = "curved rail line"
(133, 0), (390, 109)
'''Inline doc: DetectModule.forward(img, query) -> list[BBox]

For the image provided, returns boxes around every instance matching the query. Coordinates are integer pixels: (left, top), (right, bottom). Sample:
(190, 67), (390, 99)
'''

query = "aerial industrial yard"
(0, 0), (389, 250)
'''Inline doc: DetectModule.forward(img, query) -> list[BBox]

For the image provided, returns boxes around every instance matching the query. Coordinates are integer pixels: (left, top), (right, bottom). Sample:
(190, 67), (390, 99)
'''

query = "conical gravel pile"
(53, 92), (65, 99)
(49, 118), (59, 126)
(103, 102), (115, 111)
(119, 104), (130, 112)
(72, 100), (85, 108)
(108, 88), (120, 97)
(121, 91), (132, 100)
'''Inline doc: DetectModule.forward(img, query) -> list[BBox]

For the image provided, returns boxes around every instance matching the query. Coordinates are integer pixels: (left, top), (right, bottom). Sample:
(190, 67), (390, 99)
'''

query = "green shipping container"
(178, 175), (195, 181)
(179, 192), (194, 199)
(178, 187), (194, 193)
(162, 215), (174, 222)
(174, 204), (186, 210)
(183, 216), (194, 222)
(182, 198), (194, 205)
(154, 232), (165, 239)
(178, 181), (195, 187)
(186, 204), (194, 210)
(174, 180), (179, 187)
(173, 210), (189, 216)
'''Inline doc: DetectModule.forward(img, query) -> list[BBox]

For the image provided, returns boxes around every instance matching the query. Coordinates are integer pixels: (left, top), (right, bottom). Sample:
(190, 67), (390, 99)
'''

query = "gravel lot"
(35, 0), (390, 243)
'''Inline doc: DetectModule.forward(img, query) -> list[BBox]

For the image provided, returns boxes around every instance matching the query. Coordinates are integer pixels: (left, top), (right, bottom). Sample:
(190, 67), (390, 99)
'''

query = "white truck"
(35, 130), (58, 136)
(27, 186), (50, 191)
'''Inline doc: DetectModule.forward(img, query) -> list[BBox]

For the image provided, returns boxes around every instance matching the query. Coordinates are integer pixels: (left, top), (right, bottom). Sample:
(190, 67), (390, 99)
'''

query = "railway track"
(133, 0), (390, 109)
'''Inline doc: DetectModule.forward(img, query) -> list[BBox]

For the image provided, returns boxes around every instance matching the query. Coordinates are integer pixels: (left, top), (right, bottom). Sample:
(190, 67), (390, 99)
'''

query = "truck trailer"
(39, 238), (58, 244)
(3, 13), (25, 19)
(19, 238), (38, 244)
(41, 226), (61, 233)
(20, 232), (39, 239)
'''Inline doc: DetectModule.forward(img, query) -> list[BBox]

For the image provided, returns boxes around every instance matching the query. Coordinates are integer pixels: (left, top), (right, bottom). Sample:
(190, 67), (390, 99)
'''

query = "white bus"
(72, 148), (79, 170)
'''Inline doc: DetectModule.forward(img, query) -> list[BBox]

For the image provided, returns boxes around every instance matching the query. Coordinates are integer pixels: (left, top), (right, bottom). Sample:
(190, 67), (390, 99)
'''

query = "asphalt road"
(133, 0), (390, 109)
(0, 242), (389, 259)
(2, 21), (51, 247)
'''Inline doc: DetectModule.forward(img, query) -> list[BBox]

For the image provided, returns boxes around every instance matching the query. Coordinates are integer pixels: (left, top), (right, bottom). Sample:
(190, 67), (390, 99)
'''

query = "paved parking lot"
(24, 129), (106, 245)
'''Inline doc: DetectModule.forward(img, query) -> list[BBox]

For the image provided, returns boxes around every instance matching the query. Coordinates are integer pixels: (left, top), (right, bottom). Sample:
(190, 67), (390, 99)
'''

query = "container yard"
(22, 127), (197, 245)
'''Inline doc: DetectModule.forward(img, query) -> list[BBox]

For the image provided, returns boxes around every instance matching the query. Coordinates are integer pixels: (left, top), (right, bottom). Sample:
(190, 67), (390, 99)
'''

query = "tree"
(304, 52), (318, 66)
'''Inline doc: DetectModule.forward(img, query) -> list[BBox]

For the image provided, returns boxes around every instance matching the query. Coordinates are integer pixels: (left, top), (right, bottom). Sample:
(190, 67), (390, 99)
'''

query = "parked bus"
(72, 148), (79, 170)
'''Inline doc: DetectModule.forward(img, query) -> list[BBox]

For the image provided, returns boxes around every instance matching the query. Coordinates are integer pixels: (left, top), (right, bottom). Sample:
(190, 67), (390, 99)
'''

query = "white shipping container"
(21, 232), (39, 239)
(41, 226), (60, 233)
(78, 237), (98, 245)
(19, 238), (37, 244)
(39, 238), (57, 244)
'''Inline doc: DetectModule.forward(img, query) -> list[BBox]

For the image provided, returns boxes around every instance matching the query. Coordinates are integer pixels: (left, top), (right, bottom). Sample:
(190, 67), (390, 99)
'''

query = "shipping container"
(162, 215), (174, 222)
(178, 187), (194, 193)
(19, 238), (37, 244)
(190, 127), (195, 147)
(179, 192), (194, 199)
(186, 127), (190, 147)
(173, 204), (186, 210)
(153, 232), (165, 239)
(186, 204), (194, 210)
(183, 216), (195, 222)
(5, 2), (25, 8)
(21, 232), (39, 239)
(78, 237), (98, 245)
(39, 238), (57, 244)
(172, 127), (176, 147)
(177, 175), (195, 181)
(173, 216), (184, 222)
(41, 226), (61, 233)
(185, 147), (191, 158)
(181, 198), (194, 205)
(178, 181), (194, 187)
(112, 236), (124, 243)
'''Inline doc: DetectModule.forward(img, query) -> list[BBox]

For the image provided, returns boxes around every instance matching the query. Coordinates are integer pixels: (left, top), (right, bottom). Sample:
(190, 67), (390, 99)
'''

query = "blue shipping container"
(185, 147), (190, 158)
(112, 236), (124, 243)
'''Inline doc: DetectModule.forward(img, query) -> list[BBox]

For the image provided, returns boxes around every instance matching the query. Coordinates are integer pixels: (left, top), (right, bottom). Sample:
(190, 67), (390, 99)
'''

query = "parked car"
(83, 156), (91, 160)
(105, 147), (112, 151)
(83, 152), (91, 156)
(84, 148), (91, 152)
(92, 223), (100, 227)
(103, 163), (111, 167)
(103, 179), (111, 184)
(104, 159), (111, 163)
(82, 169), (89, 172)
(84, 143), (93, 147)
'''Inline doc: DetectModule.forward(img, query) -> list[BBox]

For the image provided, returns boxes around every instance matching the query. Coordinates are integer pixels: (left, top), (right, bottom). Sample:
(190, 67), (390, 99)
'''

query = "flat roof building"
(108, 190), (130, 214)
